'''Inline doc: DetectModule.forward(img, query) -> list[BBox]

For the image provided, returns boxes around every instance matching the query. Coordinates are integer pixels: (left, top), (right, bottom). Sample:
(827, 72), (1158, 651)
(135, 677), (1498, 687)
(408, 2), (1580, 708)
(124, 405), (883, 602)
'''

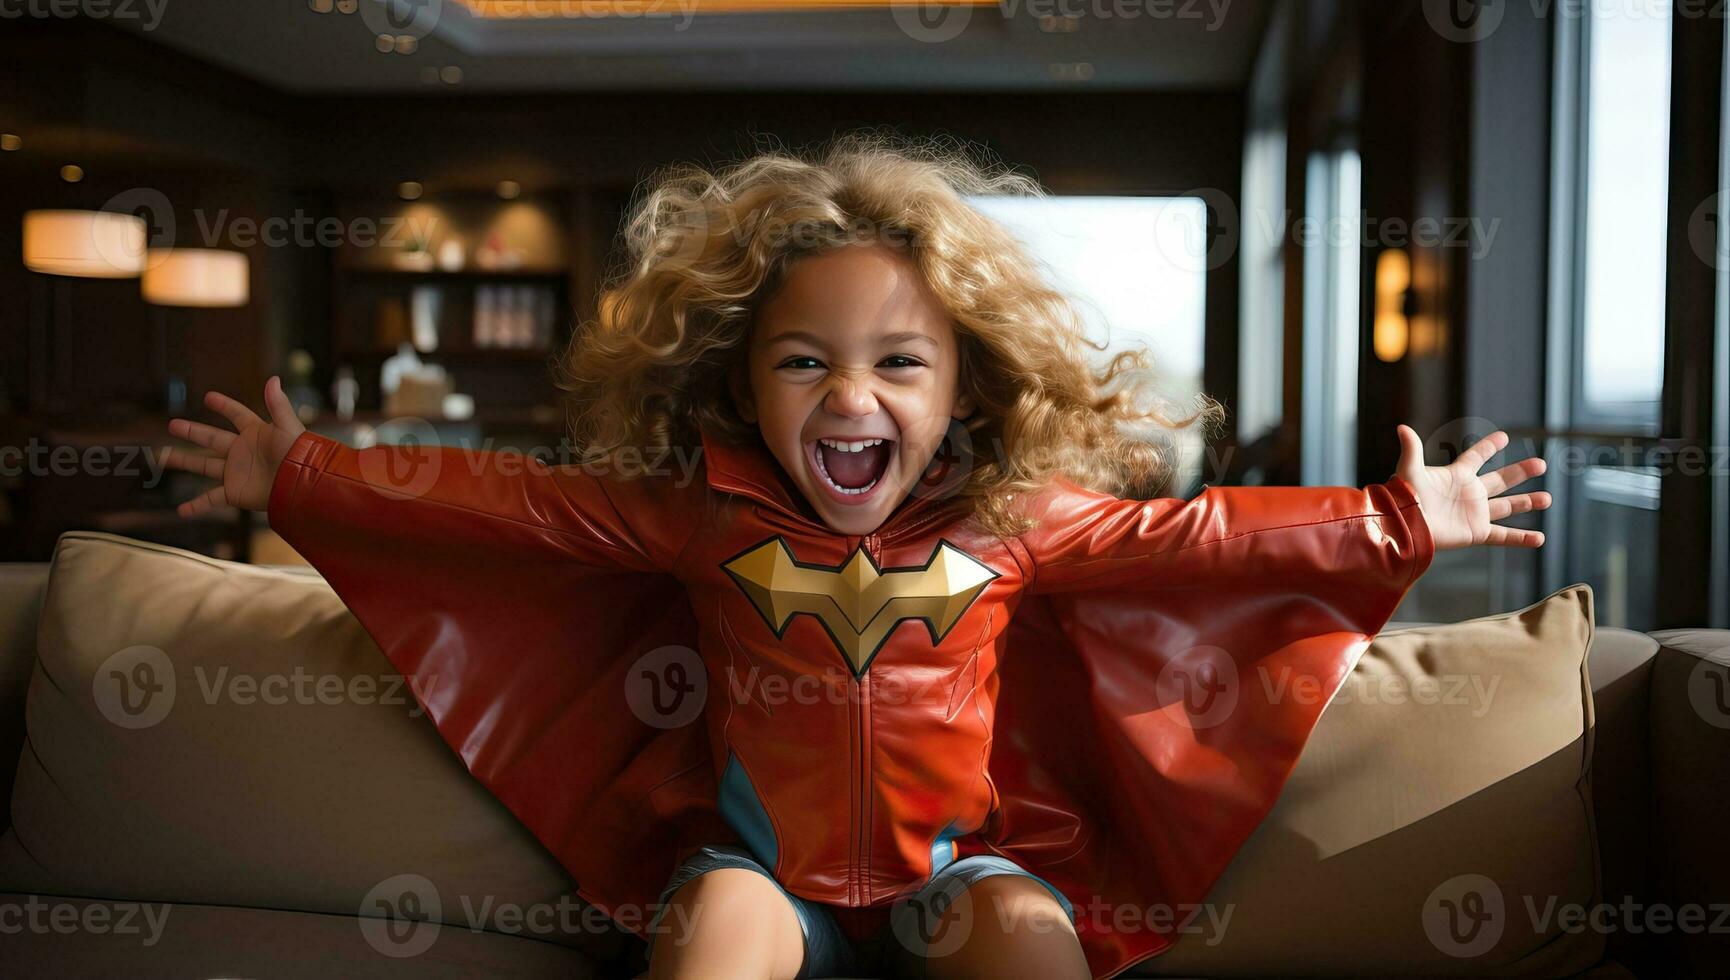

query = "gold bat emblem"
(723, 537), (999, 675)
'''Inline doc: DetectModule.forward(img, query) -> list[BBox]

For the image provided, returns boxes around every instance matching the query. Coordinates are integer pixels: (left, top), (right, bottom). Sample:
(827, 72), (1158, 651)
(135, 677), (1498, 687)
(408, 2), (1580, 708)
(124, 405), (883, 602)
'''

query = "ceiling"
(105, 0), (1271, 93)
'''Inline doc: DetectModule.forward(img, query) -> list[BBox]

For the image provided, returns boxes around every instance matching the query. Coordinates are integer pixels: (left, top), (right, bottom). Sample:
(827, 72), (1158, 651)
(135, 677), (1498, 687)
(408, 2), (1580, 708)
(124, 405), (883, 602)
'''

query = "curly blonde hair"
(555, 130), (1223, 536)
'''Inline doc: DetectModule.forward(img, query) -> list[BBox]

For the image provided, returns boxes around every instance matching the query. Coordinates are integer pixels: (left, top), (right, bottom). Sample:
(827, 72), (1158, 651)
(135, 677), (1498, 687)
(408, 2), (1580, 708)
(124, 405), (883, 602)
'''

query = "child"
(167, 133), (1549, 980)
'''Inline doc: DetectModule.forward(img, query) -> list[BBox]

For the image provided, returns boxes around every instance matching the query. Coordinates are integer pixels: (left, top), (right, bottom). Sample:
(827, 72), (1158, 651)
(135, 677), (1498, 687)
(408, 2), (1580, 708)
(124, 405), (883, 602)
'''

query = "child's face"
(739, 243), (973, 535)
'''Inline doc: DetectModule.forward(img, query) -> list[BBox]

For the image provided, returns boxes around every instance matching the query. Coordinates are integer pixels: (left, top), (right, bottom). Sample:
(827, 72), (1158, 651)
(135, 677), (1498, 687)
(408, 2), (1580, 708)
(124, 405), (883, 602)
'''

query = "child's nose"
(824, 377), (878, 418)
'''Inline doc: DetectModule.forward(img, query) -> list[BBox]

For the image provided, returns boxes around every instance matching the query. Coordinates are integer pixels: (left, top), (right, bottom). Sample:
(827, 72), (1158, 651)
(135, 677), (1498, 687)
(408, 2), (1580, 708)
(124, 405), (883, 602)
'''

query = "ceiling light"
(399, 181), (423, 201)
(23, 210), (149, 278)
(142, 249), (251, 307)
(60, 164), (84, 183)
(0, 134), (21, 151)
(496, 181), (521, 200)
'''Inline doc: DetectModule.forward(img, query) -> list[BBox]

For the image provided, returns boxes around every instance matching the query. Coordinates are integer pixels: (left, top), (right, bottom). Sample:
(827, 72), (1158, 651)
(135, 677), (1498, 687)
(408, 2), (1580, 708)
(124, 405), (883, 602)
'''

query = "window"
(967, 195), (1209, 493)
(1547, 3), (1674, 629)
(1715, 11), (1730, 628)
(1300, 147), (1362, 488)
(1578, 10), (1671, 428)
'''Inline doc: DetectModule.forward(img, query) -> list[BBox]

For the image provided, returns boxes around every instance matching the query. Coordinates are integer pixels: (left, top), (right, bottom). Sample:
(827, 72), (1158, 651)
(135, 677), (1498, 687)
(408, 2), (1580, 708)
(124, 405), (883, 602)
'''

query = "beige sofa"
(0, 531), (1725, 978)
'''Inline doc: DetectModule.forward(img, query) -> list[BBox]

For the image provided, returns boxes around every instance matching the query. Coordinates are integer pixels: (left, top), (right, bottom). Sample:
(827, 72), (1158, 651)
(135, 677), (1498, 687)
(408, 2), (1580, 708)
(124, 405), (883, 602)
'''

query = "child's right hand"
(165, 376), (306, 517)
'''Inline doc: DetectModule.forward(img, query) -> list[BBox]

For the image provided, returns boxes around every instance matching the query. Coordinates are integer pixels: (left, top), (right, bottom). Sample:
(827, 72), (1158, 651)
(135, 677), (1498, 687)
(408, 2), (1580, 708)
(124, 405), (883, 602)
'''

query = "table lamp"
(19, 210), (148, 414)
(141, 248), (250, 415)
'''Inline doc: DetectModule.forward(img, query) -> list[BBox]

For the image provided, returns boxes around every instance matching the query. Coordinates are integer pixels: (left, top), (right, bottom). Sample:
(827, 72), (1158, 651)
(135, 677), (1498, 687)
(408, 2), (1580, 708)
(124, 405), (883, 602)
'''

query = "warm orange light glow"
(1373, 248), (1410, 363)
(457, 0), (994, 14)
(23, 210), (148, 278)
(142, 249), (250, 307)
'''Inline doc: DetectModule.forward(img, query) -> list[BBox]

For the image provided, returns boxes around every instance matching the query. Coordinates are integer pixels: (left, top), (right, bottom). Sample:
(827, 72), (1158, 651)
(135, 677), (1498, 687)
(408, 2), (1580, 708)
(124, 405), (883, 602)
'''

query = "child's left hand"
(1394, 424), (1551, 551)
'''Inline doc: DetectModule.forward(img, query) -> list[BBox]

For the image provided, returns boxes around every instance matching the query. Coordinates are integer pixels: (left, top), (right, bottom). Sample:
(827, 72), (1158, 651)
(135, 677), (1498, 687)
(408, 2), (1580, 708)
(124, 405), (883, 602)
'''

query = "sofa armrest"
(0, 565), (49, 835)
(1647, 628), (1730, 976)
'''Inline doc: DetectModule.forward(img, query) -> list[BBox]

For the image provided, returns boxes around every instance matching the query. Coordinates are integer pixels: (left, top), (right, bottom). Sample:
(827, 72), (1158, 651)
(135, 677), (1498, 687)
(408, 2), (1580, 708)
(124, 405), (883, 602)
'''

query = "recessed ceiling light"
(399, 181), (423, 200)
(396, 35), (418, 55)
(308, 0), (332, 11)
(0, 134), (21, 151)
(336, 0), (357, 12)
(439, 65), (463, 84)
(496, 181), (521, 200)
(374, 34), (394, 53)
(61, 164), (84, 183)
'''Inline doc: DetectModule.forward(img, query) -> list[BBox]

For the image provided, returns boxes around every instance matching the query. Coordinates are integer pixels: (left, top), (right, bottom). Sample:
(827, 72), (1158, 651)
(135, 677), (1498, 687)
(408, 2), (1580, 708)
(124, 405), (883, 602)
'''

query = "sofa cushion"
(1133, 584), (1602, 977)
(0, 891), (602, 978)
(0, 532), (629, 965)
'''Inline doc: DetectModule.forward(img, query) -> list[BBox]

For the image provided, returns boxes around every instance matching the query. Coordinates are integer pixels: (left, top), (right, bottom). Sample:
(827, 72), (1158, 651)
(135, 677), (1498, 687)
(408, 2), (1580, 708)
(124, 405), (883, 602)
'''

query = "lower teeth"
(816, 446), (880, 496)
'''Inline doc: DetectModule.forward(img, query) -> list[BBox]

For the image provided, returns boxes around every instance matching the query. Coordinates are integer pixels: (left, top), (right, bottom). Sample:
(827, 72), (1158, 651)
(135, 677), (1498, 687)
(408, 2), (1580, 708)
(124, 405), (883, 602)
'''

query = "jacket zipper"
(852, 531), (880, 904)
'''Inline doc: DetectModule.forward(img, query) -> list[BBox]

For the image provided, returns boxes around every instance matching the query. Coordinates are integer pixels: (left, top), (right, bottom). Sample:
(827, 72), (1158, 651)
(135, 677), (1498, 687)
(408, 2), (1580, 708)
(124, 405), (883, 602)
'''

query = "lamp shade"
(22, 209), (148, 278)
(141, 248), (249, 307)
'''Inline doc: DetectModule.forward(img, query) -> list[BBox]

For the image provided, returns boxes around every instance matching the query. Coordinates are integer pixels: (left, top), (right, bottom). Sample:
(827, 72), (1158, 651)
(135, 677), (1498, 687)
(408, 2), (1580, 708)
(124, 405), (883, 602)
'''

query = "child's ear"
(951, 391), (976, 421)
(728, 367), (757, 424)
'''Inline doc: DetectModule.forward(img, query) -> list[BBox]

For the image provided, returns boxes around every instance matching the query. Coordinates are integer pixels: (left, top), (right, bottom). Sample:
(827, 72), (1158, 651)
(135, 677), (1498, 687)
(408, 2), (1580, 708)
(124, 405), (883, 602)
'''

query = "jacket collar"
(697, 425), (960, 536)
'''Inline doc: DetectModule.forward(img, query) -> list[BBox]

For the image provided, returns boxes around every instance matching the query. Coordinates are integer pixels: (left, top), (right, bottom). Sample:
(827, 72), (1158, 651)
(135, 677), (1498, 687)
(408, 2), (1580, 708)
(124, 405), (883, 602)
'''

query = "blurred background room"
(0, 0), (1724, 633)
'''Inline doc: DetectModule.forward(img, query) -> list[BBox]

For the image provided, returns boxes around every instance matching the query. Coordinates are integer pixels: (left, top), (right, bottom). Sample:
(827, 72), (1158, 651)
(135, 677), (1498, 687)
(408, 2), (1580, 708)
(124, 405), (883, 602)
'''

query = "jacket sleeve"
(1016, 476), (1434, 596)
(268, 429), (696, 575)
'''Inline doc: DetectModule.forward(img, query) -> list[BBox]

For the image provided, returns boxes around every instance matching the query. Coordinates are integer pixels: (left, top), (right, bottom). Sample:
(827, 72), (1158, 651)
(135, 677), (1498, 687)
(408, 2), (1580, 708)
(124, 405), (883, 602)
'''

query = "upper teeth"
(819, 438), (884, 453)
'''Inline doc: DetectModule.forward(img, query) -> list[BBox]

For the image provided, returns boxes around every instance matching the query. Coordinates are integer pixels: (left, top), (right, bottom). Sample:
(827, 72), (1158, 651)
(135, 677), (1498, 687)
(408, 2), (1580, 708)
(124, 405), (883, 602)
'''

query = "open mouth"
(810, 436), (895, 501)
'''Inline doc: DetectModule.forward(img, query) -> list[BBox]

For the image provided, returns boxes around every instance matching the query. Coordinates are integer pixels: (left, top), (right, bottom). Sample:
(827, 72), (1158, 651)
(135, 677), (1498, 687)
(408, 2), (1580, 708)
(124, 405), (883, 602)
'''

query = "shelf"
(337, 346), (557, 361)
(336, 267), (570, 282)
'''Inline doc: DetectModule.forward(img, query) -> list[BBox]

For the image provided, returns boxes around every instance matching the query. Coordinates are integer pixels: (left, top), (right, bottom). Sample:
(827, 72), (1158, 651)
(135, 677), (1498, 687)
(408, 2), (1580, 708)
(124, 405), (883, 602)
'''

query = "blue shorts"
(646, 844), (1075, 979)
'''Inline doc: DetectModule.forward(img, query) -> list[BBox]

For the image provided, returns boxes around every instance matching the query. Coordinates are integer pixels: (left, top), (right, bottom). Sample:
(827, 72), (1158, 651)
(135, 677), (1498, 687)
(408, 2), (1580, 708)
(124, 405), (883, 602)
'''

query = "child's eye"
(879, 355), (925, 369)
(777, 356), (824, 371)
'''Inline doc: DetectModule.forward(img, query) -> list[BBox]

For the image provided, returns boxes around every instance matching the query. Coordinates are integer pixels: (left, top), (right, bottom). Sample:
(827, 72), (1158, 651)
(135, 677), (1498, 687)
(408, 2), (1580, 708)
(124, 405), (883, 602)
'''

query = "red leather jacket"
(269, 426), (1433, 978)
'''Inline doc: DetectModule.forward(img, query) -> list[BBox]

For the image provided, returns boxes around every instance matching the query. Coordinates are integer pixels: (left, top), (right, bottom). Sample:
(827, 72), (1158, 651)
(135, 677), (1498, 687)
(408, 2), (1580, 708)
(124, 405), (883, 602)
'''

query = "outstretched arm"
(1020, 427), (1547, 595)
(165, 376), (695, 572)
